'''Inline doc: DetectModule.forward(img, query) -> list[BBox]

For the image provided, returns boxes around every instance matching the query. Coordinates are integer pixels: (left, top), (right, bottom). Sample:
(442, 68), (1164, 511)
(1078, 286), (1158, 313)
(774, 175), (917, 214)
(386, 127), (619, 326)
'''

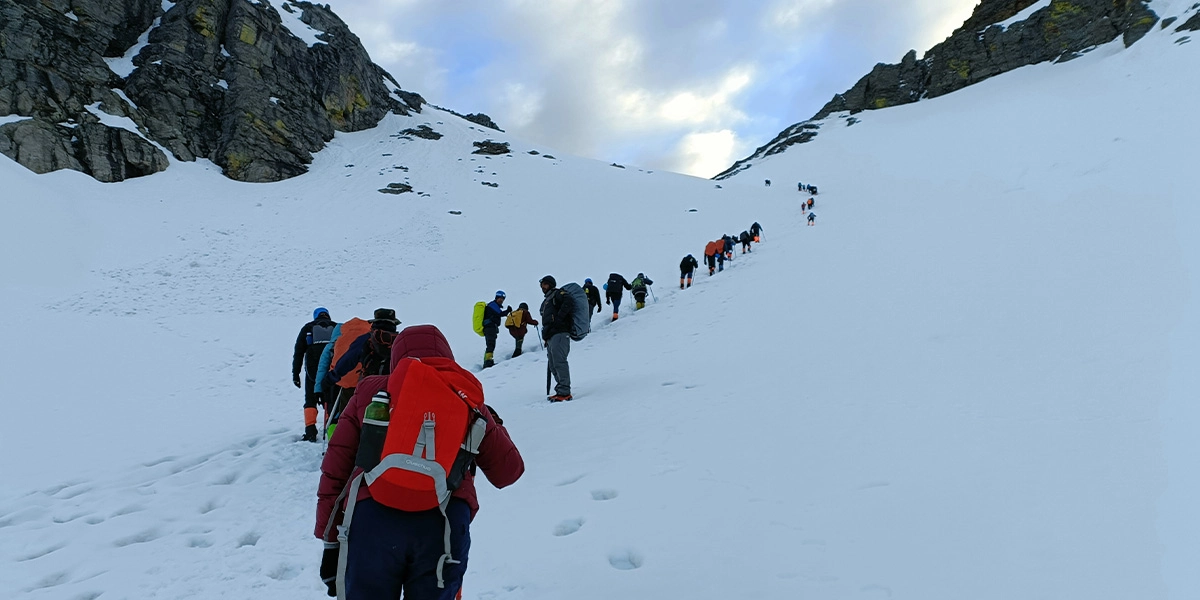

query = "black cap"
(539, 275), (556, 288)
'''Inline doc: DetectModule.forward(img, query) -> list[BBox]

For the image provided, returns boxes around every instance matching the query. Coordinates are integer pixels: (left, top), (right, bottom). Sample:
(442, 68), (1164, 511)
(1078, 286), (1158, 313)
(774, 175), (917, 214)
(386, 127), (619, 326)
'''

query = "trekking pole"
(649, 285), (657, 303)
(535, 324), (543, 350)
(546, 359), (552, 396)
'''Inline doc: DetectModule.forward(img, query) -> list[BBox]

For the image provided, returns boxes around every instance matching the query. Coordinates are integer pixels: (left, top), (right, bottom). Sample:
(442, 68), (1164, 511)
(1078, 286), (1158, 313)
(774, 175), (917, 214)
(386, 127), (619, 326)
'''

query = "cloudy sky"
(323, 0), (979, 178)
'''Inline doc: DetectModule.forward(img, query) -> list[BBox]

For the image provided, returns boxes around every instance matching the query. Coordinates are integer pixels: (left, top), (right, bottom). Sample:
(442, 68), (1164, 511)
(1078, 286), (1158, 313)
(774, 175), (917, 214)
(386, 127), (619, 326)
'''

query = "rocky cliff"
(715, 0), (1167, 180)
(1, 0), (426, 182)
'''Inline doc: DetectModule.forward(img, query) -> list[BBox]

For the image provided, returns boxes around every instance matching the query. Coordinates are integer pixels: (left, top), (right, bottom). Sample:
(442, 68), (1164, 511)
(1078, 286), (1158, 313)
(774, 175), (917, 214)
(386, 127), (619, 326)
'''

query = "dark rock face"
(716, 0), (1159, 179)
(1, 0), (427, 182)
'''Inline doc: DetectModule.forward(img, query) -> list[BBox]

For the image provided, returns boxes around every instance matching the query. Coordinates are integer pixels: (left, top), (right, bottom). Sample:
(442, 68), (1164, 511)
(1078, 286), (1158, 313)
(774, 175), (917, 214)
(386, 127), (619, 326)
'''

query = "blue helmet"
(313, 307), (330, 320)
(495, 290), (506, 298)
(585, 278), (593, 284)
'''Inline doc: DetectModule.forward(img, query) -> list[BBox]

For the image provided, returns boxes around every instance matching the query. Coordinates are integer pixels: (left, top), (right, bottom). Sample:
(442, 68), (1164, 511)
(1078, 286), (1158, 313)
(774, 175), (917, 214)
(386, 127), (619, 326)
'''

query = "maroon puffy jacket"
(315, 324), (525, 541)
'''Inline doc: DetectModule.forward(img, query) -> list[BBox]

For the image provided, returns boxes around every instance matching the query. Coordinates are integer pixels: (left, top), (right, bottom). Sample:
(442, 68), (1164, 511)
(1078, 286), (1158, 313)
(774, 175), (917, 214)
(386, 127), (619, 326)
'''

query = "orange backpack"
(329, 318), (371, 388)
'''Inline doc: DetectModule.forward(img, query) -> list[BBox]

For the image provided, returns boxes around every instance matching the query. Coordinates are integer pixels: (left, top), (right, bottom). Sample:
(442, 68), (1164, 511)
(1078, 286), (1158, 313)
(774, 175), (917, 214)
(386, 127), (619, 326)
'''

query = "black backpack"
(360, 330), (398, 377)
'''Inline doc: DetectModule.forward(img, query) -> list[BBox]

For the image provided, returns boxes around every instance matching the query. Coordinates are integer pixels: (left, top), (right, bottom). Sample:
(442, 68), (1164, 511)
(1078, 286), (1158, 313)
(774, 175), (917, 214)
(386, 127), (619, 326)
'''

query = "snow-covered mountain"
(2, 1), (1199, 599)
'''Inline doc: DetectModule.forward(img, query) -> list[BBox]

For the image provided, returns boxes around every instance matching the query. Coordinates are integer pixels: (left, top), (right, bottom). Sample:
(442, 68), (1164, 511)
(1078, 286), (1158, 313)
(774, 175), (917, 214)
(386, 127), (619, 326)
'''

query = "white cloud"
(325, 0), (981, 176)
(673, 129), (746, 178)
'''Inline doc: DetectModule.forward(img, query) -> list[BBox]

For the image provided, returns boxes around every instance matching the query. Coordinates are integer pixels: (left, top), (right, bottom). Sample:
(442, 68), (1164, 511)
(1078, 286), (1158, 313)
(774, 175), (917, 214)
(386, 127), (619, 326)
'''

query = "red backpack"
(333, 357), (487, 591)
(369, 357), (486, 510)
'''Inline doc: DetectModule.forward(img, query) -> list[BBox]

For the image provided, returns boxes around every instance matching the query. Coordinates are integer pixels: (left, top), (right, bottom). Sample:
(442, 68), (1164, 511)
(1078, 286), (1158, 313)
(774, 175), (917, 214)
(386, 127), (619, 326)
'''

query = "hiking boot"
(302, 425), (318, 443)
(548, 394), (573, 402)
(483, 358), (495, 369)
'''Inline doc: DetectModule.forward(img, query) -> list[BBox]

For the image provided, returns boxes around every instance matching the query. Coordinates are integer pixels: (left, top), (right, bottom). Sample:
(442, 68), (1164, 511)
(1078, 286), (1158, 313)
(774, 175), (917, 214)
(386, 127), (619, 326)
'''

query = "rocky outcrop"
(472, 140), (510, 155)
(1, 0), (427, 182)
(716, 0), (1159, 179)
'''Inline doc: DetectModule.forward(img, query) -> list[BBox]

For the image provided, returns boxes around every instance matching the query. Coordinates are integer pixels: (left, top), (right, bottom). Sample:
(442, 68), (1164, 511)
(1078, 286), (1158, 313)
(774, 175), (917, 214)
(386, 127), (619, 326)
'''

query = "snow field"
(2, 11), (1200, 600)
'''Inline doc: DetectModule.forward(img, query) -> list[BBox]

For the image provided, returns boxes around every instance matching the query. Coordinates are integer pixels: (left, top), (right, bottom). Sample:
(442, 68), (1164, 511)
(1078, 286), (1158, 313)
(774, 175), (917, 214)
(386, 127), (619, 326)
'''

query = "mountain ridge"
(714, 0), (1168, 180)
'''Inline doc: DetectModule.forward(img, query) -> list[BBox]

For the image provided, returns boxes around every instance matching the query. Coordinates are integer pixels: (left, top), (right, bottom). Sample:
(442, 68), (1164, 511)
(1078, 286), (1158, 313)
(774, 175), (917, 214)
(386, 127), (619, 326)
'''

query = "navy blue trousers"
(345, 498), (471, 600)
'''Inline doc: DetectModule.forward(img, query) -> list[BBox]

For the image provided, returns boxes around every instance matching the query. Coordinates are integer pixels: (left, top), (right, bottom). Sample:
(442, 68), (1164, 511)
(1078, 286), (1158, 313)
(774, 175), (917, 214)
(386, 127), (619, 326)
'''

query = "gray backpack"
(560, 283), (590, 341)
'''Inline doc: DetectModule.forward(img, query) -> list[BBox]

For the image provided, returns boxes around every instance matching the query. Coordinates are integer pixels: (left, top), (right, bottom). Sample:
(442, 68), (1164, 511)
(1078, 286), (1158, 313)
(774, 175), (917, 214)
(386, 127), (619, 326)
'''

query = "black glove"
(605, 298), (610, 305)
(293, 375), (302, 388)
(321, 543), (338, 597)
(486, 405), (503, 425)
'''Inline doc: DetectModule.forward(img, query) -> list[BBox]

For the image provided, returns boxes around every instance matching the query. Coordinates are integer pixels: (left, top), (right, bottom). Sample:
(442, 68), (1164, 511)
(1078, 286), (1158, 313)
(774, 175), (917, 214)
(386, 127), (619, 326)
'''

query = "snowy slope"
(3, 9), (1200, 600)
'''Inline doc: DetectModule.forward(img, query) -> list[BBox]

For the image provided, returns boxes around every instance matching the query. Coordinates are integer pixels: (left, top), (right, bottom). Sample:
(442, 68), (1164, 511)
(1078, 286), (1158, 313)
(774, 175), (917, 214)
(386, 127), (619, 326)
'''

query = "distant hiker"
(294, 307), (337, 442)
(797, 181), (803, 192)
(320, 316), (371, 441)
(481, 291), (512, 369)
(750, 222), (763, 242)
(680, 254), (699, 288)
(807, 212), (816, 226)
(723, 235), (735, 261)
(540, 275), (575, 401)
(330, 308), (401, 388)
(604, 272), (631, 320)
(810, 185), (819, 195)
(315, 324), (525, 600)
(764, 179), (771, 187)
(504, 302), (538, 358)
(807, 198), (814, 209)
(631, 273), (654, 309)
(801, 202), (806, 214)
(582, 278), (603, 316)
(739, 230), (752, 253)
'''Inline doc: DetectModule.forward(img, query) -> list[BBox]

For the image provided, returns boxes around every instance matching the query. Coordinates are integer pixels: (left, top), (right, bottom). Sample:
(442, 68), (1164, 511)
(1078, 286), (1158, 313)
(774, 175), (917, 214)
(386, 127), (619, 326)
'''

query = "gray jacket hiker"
(539, 275), (573, 401)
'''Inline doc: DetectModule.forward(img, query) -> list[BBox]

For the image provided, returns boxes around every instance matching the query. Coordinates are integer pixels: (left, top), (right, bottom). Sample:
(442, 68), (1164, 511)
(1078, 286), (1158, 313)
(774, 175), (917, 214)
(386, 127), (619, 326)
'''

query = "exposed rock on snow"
(1178, 11), (1200, 31)
(472, 140), (510, 155)
(378, 182), (412, 194)
(398, 125), (443, 140)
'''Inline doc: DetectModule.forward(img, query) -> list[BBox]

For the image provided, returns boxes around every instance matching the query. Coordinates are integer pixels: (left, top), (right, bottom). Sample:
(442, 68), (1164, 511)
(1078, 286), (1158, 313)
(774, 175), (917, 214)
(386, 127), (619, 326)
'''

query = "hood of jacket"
(389, 324), (455, 371)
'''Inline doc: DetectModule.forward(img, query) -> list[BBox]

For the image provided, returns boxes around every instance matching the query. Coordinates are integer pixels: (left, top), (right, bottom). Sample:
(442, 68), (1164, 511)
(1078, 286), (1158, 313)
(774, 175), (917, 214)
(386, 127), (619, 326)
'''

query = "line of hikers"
(683, 221), (763, 282)
(293, 218), (770, 598)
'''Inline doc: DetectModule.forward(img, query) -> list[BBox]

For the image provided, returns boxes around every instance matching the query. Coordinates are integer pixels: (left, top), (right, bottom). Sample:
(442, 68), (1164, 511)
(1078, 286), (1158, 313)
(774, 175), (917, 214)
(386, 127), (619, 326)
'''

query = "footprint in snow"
(198, 499), (222, 514)
(238, 531), (261, 547)
(591, 489), (619, 501)
(555, 474), (585, 487)
(607, 549), (644, 570)
(113, 528), (161, 547)
(267, 563), (302, 581)
(552, 518), (585, 537)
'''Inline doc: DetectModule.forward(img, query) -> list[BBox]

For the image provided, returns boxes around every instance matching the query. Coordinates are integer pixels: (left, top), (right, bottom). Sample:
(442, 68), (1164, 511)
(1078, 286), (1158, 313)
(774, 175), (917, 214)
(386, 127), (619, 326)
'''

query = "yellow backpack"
(504, 309), (523, 328)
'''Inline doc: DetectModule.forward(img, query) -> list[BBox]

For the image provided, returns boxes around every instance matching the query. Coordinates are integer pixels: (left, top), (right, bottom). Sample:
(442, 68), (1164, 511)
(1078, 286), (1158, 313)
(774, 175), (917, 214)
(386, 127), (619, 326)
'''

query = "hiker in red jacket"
(315, 324), (525, 600)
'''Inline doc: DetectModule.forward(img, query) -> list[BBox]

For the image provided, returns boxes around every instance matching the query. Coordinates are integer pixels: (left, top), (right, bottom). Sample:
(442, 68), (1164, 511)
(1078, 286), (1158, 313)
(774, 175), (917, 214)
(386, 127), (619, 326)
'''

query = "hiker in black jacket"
(680, 254), (699, 289)
(293, 307), (337, 442)
(604, 273), (631, 321)
(583, 278), (603, 315)
(750, 222), (763, 242)
(739, 230), (753, 253)
(539, 275), (575, 402)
